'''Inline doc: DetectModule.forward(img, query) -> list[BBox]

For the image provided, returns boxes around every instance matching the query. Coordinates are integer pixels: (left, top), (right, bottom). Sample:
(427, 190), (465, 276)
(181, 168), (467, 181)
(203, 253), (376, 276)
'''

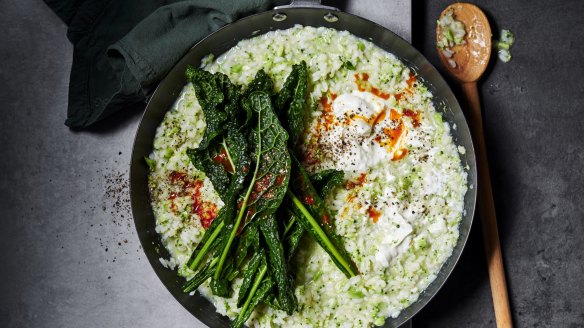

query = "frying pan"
(130, 1), (478, 327)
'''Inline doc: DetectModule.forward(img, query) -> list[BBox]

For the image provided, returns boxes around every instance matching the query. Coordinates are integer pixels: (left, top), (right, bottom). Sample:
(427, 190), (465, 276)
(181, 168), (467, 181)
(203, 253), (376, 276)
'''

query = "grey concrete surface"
(1, 0), (583, 328)
(412, 1), (584, 327)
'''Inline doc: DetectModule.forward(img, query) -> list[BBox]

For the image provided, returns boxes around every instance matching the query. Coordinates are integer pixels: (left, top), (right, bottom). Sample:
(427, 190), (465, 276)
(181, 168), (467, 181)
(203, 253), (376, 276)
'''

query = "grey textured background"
(413, 1), (584, 327)
(1, 0), (583, 328)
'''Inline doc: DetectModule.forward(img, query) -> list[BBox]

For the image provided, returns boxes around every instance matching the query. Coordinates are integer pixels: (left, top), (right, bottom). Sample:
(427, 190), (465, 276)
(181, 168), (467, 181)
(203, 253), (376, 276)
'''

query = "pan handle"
(274, 0), (339, 11)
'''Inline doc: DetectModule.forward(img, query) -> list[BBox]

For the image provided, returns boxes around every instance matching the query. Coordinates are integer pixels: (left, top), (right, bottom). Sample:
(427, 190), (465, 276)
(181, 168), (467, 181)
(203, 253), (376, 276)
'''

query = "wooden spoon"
(436, 3), (513, 328)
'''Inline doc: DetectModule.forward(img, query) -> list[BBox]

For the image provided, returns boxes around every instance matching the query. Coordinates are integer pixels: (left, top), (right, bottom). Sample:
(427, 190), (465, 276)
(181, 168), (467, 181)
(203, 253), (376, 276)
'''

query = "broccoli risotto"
(147, 25), (468, 327)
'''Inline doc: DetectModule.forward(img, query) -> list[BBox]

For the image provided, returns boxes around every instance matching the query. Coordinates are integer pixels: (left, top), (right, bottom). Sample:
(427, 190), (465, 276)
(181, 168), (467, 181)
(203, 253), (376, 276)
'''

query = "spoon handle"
(461, 82), (513, 328)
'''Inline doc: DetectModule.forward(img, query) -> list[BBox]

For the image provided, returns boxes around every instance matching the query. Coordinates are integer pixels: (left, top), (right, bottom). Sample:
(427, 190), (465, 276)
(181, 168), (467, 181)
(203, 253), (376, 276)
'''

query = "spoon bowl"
(437, 3), (491, 82)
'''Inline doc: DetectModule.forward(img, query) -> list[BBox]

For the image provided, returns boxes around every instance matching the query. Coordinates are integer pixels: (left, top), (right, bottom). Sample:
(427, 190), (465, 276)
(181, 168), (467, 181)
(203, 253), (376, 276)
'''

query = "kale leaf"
(241, 70), (275, 127)
(185, 128), (250, 274)
(288, 154), (358, 278)
(310, 169), (345, 199)
(274, 61), (309, 146)
(212, 91), (290, 295)
(186, 66), (227, 149)
(259, 214), (297, 314)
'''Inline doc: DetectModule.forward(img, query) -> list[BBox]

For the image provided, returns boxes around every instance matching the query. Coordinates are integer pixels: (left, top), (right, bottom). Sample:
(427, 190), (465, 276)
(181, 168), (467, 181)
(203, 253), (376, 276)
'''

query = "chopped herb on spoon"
(437, 9), (467, 68)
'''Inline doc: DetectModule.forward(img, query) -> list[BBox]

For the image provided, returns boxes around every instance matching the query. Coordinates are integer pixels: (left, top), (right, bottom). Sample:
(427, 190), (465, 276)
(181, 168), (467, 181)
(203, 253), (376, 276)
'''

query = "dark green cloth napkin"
(44, 0), (285, 128)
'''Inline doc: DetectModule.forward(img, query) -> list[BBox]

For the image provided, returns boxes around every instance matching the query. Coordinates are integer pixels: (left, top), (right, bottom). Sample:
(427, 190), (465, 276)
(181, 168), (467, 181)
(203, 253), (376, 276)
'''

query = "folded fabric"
(44, 0), (285, 128)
